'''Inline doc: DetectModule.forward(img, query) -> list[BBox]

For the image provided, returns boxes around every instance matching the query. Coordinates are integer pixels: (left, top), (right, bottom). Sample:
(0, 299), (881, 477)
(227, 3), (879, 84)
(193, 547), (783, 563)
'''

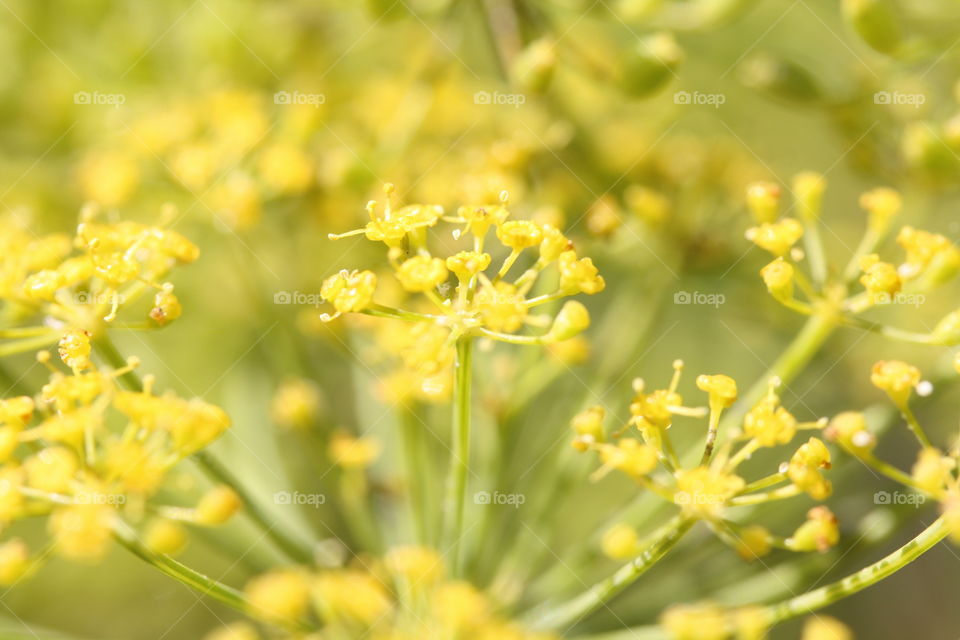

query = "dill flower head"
(320, 184), (604, 377)
(0, 345), (235, 566)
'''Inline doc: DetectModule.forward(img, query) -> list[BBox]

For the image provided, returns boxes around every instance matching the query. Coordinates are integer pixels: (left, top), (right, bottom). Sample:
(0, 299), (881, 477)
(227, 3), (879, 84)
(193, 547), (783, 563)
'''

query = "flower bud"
(792, 172), (826, 222)
(746, 181), (781, 224)
(196, 485), (241, 525)
(932, 309), (960, 345)
(601, 523), (640, 559)
(760, 258), (794, 302)
(787, 506), (839, 552)
(547, 301), (591, 341)
(145, 519), (188, 556)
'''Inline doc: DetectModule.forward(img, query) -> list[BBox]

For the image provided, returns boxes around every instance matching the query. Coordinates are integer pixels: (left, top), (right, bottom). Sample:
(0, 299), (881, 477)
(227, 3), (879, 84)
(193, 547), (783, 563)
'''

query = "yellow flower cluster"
(208, 545), (558, 640)
(0, 206), (197, 336)
(319, 185), (604, 393)
(77, 90), (319, 229)
(827, 359), (960, 541)
(746, 177), (960, 344)
(574, 361), (839, 564)
(0, 333), (236, 578)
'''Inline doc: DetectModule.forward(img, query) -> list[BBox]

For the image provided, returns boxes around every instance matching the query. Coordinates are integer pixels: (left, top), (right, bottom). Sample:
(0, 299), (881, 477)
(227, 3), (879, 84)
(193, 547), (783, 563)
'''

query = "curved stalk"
(526, 516), (695, 632)
(763, 516), (950, 625)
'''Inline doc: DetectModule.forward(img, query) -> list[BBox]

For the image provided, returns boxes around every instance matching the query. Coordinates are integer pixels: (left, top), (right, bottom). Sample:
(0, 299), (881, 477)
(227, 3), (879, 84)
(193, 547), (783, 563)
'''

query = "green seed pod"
(621, 32), (683, 99)
(738, 53), (822, 103)
(510, 39), (557, 94)
(842, 0), (902, 55)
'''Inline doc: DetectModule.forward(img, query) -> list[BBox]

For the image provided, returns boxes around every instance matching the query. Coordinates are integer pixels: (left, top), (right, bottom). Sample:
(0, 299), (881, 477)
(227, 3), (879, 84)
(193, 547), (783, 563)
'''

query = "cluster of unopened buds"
(0, 203), (197, 361)
(206, 545), (558, 640)
(318, 184), (605, 392)
(0, 327), (237, 581)
(745, 174), (960, 346)
(574, 361), (838, 571)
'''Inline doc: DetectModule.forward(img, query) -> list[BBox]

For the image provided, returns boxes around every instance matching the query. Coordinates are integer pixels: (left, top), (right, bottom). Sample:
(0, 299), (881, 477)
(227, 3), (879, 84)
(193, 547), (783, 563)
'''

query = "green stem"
(527, 516), (695, 632)
(722, 311), (838, 432)
(443, 336), (474, 577)
(400, 406), (431, 545)
(763, 516), (951, 625)
(194, 451), (314, 564)
(0, 334), (59, 358)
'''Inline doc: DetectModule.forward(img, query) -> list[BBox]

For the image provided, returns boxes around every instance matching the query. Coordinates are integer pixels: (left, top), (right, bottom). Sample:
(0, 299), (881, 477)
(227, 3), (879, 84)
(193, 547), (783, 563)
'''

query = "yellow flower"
(824, 411), (875, 455)
(385, 545), (444, 586)
(787, 437), (832, 499)
(257, 143), (313, 194)
(244, 569), (311, 623)
(599, 439), (659, 478)
(787, 506), (839, 552)
(195, 485), (242, 525)
(859, 187), (901, 233)
(911, 448), (953, 495)
(432, 581), (489, 630)
(870, 360), (921, 406)
(0, 539), (29, 586)
(745, 218), (804, 256)
(314, 570), (392, 625)
(745, 181), (781, 223)
(475, 281), (527, 332)
(329, 431), (381, 469)
(601, 523), (640, 559)
(321, 269), (378, 315)
(144, 519), (188, 556)
(271, 378), (323, 429)
(674, 467), (744, 519)
(396, 256), (448, 292)
(792, 171), (826, 222)
(858, 254), (901, 302)
(660, 602), (729, 640)
(735, 526), (772, 561)
(446, 251), (492, 281)
(49, 503), (115, 561)
(149, 286), (183, 326)
(801, 615), (852, 640)
(760, 257), (794, 301)
(496, 219), (543, 250)
(571, 405), (606, 449)
(696, 374), (738, 409)
(558, 251), (606, 294)
(545, 300), (590, 341)
(743, 391), (797, 447)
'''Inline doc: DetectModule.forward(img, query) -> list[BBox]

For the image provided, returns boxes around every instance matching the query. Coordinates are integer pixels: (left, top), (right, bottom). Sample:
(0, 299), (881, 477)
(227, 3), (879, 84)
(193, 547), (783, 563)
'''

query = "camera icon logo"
(274, 290), (292, 304)
(74, 91), (91, 104)
(474, 491), (491, 504)
(274, 91), (292, 105)
(874, 491), (891, 504)
(674, 291), (691, 304)
(874, 91), (891, 105)
(273, 491), (292, 505)
(674, 91), (691, 105)
(474, 91), (491, 105)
